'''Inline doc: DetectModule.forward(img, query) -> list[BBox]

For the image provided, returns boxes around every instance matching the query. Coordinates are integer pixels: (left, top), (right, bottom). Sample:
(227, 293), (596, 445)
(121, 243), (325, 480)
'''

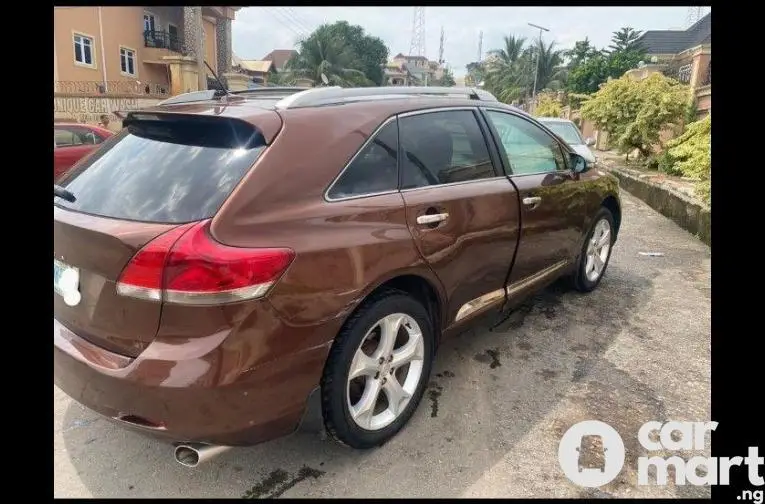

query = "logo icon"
(559, 420), (626, 487)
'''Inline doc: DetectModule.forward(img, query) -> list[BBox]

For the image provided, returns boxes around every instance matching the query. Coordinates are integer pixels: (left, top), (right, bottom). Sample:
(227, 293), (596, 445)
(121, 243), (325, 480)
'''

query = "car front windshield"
(542, 122), (584, 145)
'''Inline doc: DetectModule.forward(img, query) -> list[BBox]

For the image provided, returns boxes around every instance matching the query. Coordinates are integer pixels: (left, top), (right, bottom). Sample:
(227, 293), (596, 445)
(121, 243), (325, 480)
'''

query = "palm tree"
(529, 39), (567, 92)
(286, 31), (372, 87)
(484, 35), (534, 103)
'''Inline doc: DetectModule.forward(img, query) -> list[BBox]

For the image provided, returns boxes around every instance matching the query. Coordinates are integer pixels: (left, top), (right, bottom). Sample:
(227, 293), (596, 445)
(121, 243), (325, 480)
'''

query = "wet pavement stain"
(473, 348), (502, 369)
(436, 370), (455, 378)
(427, 382), (444, 418)
(242, 466), (325, 499)
(517, 341), (532, 351)
(537, 369), (559, 381)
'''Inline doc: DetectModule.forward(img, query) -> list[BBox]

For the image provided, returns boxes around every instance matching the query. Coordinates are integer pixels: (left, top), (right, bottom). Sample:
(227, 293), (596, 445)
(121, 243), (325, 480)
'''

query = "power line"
(261, 7), (305, 39)
(277, 7), (313, 35)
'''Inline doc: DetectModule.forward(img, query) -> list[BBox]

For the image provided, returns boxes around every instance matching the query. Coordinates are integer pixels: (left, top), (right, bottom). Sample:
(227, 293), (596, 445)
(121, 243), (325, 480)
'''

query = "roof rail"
(274, 86), (498, 109)
(157, 89), (225, 106)
(230, 86), (311, 95)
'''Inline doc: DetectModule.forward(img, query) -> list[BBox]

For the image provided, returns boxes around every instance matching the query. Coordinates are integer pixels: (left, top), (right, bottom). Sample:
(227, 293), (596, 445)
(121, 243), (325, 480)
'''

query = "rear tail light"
(116, 220), (295, 305)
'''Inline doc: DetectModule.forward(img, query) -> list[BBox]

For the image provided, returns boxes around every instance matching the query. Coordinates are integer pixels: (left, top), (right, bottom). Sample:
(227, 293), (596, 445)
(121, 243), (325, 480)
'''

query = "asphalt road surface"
(54, 191), (711, 498)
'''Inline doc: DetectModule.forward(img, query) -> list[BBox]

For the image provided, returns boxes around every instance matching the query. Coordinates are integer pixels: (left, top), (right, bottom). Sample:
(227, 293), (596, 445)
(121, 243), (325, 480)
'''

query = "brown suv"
(54, 86), (620, 466)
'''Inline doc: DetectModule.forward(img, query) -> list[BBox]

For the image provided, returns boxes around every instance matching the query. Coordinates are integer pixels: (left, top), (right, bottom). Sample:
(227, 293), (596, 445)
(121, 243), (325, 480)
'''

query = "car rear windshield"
(54, 115), (267, 224)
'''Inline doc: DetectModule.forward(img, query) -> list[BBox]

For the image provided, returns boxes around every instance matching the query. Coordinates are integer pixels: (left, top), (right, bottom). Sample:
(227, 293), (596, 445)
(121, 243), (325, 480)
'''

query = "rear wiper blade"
(54, 185), (76, 203)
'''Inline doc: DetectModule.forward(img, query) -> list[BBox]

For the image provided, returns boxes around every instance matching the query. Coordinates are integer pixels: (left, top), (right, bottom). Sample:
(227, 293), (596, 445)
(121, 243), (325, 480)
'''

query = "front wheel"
(572, 207), (616, 293)
(321, 289), (434, 449)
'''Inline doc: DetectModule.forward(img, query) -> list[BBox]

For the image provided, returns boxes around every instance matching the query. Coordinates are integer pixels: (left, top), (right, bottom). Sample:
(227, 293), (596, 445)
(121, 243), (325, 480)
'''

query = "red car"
(54, 123), (113, 179)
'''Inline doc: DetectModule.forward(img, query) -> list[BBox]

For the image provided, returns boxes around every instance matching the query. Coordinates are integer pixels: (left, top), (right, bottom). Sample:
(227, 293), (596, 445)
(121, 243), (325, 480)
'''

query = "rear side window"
(54, 116), (266, 223)
(400, 110), (496, 189)
(327, 120), (399, 199)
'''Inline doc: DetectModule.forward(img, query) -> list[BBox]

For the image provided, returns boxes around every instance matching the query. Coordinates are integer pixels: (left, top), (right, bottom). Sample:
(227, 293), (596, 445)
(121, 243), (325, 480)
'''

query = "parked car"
(537, 117), (597, 165)
(54, 123), (113, 179)
(54, 86), (620, 467)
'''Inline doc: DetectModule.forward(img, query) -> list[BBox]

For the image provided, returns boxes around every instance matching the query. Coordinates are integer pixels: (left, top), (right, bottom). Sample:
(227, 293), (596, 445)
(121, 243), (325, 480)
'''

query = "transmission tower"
(409, 7), (426, 57)
(478, 30), (483, 62)
(438, 26), (444, 64)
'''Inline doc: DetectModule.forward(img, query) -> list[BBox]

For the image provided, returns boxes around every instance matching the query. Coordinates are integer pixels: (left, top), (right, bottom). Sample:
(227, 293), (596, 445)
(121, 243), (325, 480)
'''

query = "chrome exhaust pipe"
(173, 443), (232, 468)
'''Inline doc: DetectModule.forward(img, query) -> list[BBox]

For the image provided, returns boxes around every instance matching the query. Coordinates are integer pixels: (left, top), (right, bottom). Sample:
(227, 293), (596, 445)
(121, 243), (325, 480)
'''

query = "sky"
(232, 7), (708, 77)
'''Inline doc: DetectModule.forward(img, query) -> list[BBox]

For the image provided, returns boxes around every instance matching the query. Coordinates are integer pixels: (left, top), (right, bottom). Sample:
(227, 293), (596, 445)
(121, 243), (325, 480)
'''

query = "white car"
(537, 117), (598, 165)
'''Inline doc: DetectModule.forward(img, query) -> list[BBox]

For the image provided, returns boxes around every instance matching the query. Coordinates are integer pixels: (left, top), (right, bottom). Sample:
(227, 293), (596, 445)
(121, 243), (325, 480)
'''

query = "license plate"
(54, 259), (81, 306)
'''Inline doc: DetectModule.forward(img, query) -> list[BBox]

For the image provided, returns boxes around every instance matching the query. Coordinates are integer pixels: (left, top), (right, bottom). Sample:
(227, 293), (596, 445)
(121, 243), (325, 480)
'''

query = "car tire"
(321, 289), (434, 449)
(572, 207), (616, 293)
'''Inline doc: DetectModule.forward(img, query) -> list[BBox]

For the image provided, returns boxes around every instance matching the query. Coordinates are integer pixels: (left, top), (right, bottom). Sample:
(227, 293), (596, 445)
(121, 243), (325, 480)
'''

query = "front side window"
(327, 120), (399, 199)
(399, 109), (495, 189)
(73, 34), (94, 66)
(486, 111), (568, 175)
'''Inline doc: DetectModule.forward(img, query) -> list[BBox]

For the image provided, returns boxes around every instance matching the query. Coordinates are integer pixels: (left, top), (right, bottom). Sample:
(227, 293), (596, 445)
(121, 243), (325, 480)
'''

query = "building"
(261, 49), (298, 72)
(632, 13), (711, 117)
(231, 55), (276, 85)
(54, 6), (239, 98)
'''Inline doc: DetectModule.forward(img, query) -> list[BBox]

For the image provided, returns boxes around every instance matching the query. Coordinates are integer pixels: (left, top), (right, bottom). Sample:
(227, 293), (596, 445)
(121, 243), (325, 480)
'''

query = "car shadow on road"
(60, 263), (667, 498)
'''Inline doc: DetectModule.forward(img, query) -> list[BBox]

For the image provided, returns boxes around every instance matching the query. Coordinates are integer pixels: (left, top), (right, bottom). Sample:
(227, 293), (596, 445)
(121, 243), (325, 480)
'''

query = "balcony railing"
(662, 62), (693, 84)
(55, 80), (170, 98)
(143, 30), (184, 53)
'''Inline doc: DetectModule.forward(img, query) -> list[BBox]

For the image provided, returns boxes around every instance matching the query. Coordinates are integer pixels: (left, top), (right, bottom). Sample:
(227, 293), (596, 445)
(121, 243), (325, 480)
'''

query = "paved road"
(54, 191), (711, 498)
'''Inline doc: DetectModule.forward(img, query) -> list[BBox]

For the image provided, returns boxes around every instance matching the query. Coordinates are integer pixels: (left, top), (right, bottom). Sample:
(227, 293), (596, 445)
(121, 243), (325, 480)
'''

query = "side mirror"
(571, 153), (589, 174)
(585, 137), (595, 147)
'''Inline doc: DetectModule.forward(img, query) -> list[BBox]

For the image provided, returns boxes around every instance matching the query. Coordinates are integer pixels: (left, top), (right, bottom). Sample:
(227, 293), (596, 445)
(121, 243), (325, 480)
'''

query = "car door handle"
(416, 213), (449, 225)
(523, 196), (542, 207)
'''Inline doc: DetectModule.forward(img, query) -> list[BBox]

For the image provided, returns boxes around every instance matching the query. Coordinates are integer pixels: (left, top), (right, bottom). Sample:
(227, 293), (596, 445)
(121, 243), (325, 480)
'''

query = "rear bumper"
(53, 318), (331, 446)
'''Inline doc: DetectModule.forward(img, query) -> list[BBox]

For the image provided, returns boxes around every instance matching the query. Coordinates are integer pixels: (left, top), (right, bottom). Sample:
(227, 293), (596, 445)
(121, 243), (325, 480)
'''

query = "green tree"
(529, 39), (567, 91)
(664, 115), (711, 205)
(607, 27), (644, 54)
(287, 29), (373, 87)
(581, 73), (690, 158)
(435, 67), (456, 87)
(565, 28), (646, 95)
(535, 93), (563, 117)
(321, 21), (389, 85)
(564, 37), (600, 66)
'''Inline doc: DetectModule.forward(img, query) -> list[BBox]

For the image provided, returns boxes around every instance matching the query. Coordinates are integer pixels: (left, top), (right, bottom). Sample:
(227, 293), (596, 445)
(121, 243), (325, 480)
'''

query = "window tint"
(486, 111), (568, 175)
(54, 117), (266, 224)
(328, 120), (399, 199)
(541, 121), (583, 146)
(400, 110), (495, 189)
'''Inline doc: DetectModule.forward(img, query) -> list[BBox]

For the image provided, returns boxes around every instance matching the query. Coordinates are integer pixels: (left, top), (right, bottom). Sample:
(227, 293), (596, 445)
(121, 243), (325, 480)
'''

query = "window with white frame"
(120, 47), (136, 76)
(73, 34), (94, 66)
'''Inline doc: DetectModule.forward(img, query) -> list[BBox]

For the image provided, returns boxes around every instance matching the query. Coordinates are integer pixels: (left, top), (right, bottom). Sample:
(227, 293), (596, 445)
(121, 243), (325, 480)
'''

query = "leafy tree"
(607, 27), (644, 54)
(465, 61), (486, 86)
(287, 29), (372, 87)
(534, 93), (563, 118)
(663, 115), (711, 205)
(435, 67), (456, 87)
(581, 73), (690, 159)
(564, 38), (600, 66)
(565, 28), (646, 95)
(321, 21), (389, 85)
(530, 39), (566, 91)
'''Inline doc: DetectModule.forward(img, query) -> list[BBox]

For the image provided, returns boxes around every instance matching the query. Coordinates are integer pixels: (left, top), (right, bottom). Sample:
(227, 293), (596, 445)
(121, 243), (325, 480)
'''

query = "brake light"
(116, 220), (295, 305)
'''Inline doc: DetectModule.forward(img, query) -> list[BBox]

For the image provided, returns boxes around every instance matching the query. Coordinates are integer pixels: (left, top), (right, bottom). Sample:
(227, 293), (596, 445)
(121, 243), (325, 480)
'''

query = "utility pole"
(438, 26), (444, 64)
(528, 22), (549, 100)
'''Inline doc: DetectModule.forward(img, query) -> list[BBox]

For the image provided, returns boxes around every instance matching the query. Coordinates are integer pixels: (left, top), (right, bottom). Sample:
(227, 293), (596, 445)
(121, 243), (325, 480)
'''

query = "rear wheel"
(572, 208), (615, 293)
(321, 289), (433, 449)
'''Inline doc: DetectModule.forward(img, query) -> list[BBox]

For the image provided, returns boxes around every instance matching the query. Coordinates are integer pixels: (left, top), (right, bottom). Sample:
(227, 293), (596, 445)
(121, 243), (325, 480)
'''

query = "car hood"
(571, 144), (597, 164)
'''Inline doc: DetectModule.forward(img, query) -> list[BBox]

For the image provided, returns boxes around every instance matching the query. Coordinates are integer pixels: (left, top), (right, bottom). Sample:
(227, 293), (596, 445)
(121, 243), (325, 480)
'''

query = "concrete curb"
(602, 166), (711, 246)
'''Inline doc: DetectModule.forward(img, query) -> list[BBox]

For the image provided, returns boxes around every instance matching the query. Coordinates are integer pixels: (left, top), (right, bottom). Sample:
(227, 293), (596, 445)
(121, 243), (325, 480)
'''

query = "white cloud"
(232, 6), (699, 77)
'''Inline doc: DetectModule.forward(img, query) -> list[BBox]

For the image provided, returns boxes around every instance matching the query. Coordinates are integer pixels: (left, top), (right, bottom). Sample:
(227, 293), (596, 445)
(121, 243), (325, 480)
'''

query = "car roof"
(132, 86), (525, 126)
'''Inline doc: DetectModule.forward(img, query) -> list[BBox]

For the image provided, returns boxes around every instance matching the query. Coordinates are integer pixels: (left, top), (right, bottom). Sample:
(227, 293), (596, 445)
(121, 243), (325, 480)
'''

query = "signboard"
(53, 96), (162, 126)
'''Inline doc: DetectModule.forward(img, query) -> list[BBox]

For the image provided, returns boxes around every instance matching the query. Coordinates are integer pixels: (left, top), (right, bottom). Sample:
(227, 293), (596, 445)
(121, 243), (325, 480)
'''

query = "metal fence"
(702, 61), (711, 86)
(55, 81), (170, 98)
(662, 62), (693, 84)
